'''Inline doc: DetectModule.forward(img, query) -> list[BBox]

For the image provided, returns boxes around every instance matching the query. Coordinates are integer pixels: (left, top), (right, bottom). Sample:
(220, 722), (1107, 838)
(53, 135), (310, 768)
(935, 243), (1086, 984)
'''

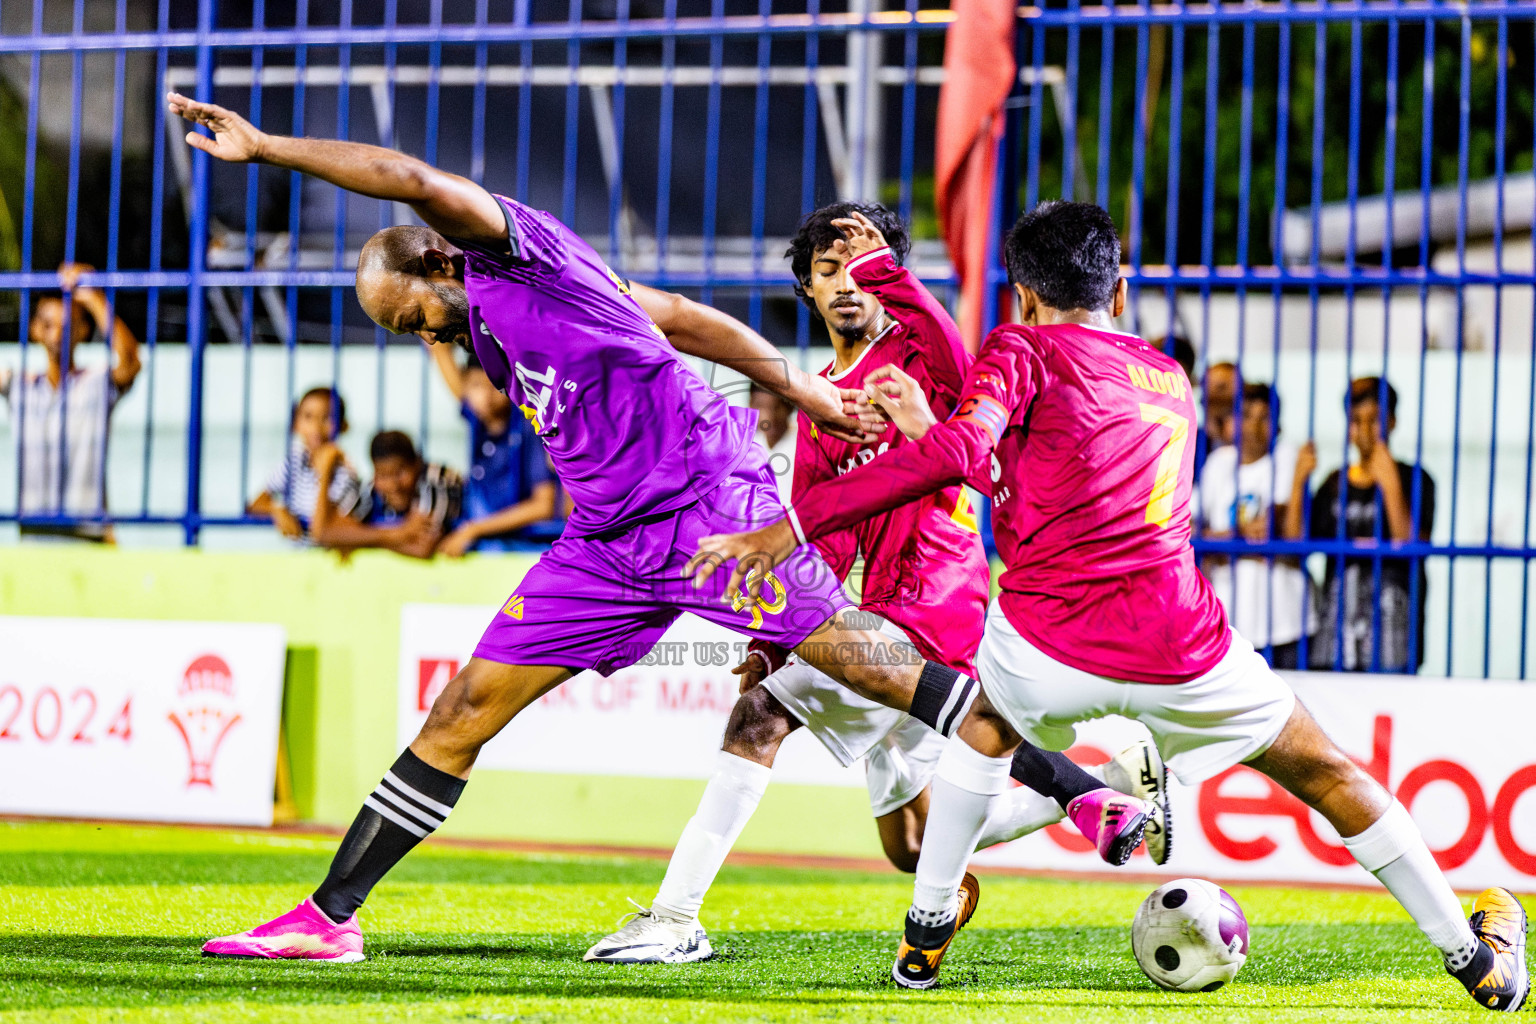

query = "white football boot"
(1104, 739), (1172, 866)
(584, 900), (713, 964)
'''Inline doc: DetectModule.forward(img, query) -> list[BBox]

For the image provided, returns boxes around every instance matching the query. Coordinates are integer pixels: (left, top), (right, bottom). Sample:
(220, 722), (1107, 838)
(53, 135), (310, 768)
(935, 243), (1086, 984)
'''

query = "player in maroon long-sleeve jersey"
(686, 201), (1527, 1007)
(586, 203), (1164, 966)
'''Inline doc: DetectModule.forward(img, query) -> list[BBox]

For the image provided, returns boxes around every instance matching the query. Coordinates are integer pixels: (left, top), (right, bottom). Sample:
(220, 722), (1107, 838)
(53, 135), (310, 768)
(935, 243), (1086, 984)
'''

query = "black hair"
(1241, 381), (1281, 424)
(1348, 377), (1398, 420)
(370, 429), (420, 465)
(34, 291), (99, 339)
(1004, 200), (1122, 313)
(292, 386), (347, 430)
(1151, 334), (1196, 380)
(785, 202), (912, 316)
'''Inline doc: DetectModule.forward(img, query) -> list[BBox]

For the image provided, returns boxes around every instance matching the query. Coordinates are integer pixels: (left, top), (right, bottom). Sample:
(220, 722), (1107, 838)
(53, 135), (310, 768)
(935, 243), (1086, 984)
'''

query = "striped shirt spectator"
(1, 263), (141, 540)
(249, 387), (360, 542)
(310, 430), (455, 560)
(262, 440), (364, 528)
(356, 460), (463, 532)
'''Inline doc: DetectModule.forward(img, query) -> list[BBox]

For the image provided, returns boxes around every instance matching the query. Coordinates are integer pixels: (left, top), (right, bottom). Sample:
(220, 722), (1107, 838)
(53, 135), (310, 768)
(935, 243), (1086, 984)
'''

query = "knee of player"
(722, 687), (793, 759)
(841, 658), (910, 707)
(422, 669), (490, 728)
(1270, 742), (1369, 807)
(882, 839), (921, 874)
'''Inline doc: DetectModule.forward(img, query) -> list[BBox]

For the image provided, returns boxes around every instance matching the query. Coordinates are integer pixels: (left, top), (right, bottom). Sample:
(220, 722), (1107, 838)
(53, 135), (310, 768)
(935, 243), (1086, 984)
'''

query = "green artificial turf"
(0, 821), (1525, 1023)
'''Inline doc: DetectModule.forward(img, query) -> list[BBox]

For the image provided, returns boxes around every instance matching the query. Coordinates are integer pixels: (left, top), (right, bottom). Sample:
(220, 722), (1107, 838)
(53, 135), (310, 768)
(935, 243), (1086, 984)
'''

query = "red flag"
(936, 0), (1017, 351)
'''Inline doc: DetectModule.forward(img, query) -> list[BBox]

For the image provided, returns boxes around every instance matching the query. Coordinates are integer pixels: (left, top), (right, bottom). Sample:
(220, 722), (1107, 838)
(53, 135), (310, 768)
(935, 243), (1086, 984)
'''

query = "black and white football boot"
(584, 899), (713, 964)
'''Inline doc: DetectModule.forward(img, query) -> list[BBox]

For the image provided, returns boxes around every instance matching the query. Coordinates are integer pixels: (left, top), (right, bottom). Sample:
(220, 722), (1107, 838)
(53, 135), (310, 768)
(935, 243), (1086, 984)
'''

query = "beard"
(831, 309), (878, 340)
(430, 279), (473, 353)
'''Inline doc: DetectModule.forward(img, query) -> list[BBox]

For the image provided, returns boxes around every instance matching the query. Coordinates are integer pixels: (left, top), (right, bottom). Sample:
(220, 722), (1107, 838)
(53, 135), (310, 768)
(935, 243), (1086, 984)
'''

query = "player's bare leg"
(586, 638), (1159, 965)
(1247, 701), (1528, 1011)
(411, 659), (572, 777)
(203, 660), (570, 962)
(891, 693), (1151, 989)
(876, 792), (928, 873)
(764, 610), (1147, 873)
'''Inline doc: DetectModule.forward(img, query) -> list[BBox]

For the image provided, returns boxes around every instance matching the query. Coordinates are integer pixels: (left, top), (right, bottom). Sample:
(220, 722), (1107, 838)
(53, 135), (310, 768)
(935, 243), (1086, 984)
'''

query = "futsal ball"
(1130, 878), (1249, 992)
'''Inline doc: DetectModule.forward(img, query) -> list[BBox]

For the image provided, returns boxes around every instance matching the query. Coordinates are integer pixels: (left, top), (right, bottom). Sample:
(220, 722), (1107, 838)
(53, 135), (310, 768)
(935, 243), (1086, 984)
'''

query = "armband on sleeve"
(949, 391), (1009, 443)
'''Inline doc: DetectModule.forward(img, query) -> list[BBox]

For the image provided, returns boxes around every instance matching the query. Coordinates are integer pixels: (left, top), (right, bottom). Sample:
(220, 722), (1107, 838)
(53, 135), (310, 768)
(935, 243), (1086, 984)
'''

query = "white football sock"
(652, 751), (773, 923)
(1339, 800), (1477, 965)
(975, 784), (1066, 850)
(911, 738), (1011, 928)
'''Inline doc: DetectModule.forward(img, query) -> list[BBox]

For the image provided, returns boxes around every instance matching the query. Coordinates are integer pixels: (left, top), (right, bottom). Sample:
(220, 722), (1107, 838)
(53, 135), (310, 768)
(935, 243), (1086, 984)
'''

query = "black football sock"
(311, 748), (466, 923)
(907, 661), (979, 737)
(1009, 741), (1105, 810)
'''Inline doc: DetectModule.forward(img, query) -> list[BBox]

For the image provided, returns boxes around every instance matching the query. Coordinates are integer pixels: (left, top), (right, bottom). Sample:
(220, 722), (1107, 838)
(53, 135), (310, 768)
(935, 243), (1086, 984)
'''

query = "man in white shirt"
(1198, 381), (1315, 668)
(0, 263), (142, 540)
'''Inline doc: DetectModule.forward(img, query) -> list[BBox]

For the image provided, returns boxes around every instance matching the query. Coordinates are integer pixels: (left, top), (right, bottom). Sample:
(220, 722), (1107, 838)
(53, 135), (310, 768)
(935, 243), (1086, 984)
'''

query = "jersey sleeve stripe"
(785, 504), (809, 546)
(844, 246), (893, 274)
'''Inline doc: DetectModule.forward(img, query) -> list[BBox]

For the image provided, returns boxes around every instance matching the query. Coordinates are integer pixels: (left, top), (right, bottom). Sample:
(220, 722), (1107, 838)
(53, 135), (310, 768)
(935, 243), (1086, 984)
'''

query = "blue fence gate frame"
(3, 0), (1536, 679)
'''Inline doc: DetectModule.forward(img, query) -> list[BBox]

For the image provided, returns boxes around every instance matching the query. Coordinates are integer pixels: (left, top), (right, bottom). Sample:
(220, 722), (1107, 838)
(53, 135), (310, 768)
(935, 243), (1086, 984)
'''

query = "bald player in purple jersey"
(166, 96), (1140, 964)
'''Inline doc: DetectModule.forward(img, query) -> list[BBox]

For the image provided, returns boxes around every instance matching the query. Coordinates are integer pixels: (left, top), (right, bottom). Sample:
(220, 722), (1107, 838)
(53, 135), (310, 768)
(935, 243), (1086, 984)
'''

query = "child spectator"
(1303, 377), (1436, 673)
(1, 262), (142, 540)
(425, 341), (559, 555)
(1199, 382), (1315, 668)
(248, 386), (361, 541)
(311, 430), (460, 560)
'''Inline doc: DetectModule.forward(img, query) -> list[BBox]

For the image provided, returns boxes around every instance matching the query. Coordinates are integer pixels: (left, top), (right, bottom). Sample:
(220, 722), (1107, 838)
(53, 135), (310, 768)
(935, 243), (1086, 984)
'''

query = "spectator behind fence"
(1303, 377), (1435, 673)
(0, 263), (141, 540)
(426, 341), (559, 555)
(1199, 382), (1315, 668)
(1150, 333), (1196, 384)
(311, 429), (460, 560)
(249, 387), (363, 541)
(749, 382), (796, 503)
(1196, 360), (1239, 478)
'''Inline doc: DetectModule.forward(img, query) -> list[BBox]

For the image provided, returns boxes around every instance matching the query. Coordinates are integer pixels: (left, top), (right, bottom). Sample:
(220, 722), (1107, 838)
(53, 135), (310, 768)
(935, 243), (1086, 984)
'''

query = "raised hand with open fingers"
(828, 210), (889, 262)
(167, 92), (267, 163)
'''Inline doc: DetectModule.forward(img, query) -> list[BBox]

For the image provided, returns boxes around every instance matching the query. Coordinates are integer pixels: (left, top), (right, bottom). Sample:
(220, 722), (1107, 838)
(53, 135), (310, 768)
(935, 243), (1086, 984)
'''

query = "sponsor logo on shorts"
(726, 568), (787, 629)
(503, 595), (526, 620)
(418, 658), (459, 711)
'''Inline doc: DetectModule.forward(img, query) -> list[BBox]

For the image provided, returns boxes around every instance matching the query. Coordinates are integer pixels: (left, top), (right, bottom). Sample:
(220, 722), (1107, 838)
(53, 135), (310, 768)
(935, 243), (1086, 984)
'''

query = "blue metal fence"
(2, 1), (1536, 679)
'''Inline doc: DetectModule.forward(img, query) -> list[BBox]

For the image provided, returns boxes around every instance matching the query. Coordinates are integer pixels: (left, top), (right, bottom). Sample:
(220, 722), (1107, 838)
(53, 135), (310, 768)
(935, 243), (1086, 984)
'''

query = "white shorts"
(974, 601), (1295, 785)
(761, 620), (946, 818)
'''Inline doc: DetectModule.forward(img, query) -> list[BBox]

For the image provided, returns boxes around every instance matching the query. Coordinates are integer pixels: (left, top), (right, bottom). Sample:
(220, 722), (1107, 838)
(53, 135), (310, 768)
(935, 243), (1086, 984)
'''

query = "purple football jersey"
(462, 195), (756, 536)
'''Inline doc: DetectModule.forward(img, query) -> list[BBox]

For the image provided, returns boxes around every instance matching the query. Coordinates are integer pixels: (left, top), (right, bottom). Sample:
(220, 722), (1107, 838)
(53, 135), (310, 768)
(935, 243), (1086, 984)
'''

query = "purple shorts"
(473, 452), (851, 676)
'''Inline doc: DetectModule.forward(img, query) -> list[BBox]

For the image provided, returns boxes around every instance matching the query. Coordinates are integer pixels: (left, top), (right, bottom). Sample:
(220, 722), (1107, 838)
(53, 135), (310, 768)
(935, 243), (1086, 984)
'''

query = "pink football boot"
(1067, 788), (1151, 866)
(202, 898), (365, 962)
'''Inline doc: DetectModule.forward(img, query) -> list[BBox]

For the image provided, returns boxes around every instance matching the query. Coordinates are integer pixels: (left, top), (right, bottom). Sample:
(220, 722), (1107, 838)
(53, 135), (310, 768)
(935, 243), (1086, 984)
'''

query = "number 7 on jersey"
(1139, 403), (1190, 528)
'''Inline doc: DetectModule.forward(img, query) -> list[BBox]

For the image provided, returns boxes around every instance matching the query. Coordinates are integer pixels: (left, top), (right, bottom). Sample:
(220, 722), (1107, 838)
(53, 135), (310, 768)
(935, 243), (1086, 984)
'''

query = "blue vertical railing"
(2, 2), (1536, 682)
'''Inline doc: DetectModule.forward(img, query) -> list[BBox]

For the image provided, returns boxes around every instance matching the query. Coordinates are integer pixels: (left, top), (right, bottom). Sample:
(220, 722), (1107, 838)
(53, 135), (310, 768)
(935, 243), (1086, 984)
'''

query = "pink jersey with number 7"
(789, 321), (1232, 684)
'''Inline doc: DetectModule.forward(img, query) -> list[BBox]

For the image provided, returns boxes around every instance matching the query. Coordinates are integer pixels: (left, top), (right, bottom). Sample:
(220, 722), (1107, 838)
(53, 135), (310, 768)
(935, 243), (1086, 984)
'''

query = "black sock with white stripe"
(907, 662), (980, 737)
(311, 749), (465, 923)
(1009, 741), (1104, 809)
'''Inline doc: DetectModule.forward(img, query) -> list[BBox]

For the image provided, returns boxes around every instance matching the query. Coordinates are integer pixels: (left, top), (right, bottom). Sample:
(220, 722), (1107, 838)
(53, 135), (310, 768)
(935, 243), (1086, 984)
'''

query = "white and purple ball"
(1130, 878), (1249, 992)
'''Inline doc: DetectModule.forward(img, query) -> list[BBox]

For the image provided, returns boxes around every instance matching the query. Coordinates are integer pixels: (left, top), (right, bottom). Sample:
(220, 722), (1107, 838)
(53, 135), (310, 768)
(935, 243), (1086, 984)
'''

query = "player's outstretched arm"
(686, 334), (1031, 601)
(167, 92), (506, 247)
(629, 282), (878, 445)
